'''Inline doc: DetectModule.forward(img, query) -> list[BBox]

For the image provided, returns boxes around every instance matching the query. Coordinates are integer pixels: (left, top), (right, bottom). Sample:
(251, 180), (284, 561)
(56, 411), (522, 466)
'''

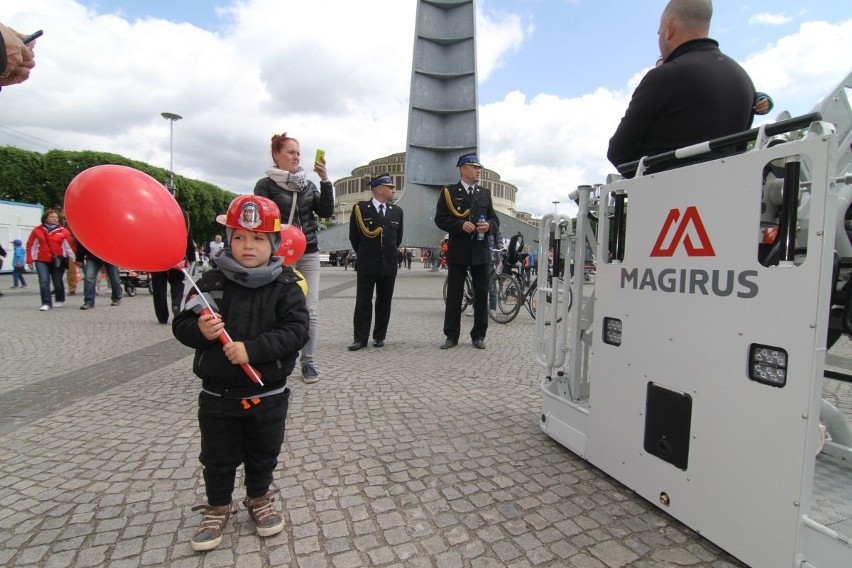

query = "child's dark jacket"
(172, 267), (309, 398)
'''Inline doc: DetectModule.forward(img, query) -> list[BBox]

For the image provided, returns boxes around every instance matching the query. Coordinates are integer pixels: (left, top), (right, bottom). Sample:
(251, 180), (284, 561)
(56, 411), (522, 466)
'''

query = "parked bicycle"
(442, 268), (512, 324)
(442, 265), (570, 325)
(490, 265), (570, 324)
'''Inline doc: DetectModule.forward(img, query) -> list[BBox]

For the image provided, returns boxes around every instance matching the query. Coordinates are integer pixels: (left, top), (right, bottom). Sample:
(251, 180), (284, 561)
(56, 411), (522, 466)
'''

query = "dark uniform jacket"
(254, 177), (335, 254)
(607, 38), (756, 175)
(348, 201), (404, 276)
(172, 267), (310, 398)
(435, 182), (499, 266)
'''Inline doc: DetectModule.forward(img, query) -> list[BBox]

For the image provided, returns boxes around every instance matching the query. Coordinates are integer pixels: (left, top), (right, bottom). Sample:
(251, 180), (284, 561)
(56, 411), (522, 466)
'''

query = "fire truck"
(537, 71), (852, 568)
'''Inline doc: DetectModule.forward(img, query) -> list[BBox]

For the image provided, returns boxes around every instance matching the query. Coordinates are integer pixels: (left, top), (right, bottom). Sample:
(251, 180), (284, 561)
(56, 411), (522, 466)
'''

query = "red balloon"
(64, 165), (187, 271)
(276, 225), (307, 266)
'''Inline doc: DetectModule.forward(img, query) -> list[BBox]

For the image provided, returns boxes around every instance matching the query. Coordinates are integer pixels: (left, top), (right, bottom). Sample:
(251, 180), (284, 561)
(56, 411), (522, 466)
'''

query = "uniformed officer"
(347, 173), (404, 350)
(435, 153), (499, 350)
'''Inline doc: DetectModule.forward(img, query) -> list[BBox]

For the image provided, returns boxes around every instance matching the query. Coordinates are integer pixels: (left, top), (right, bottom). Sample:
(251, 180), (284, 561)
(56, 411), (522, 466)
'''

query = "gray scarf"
(266, 166), (306, 226)
(215, 250), (283, 289)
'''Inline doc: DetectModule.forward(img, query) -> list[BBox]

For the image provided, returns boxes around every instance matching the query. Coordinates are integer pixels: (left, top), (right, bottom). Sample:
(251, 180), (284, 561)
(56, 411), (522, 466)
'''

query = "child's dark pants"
(197, 388), (291, 506)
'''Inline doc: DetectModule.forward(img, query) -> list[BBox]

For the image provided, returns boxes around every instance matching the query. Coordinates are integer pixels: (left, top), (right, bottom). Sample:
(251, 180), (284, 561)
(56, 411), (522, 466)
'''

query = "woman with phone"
(254, 133), (334, 384)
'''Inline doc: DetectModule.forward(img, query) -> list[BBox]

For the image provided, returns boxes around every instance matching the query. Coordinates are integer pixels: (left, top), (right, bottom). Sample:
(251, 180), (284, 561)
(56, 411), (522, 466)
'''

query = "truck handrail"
(616, 111), (823, 177)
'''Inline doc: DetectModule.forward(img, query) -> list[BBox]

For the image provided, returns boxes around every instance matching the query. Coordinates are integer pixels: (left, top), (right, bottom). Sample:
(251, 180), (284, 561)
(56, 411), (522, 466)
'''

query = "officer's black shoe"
(348, 341), (367, 351)
(373, 340), (385, 348)
(439, 338), (458, 349)
(472, 338), (486, 350)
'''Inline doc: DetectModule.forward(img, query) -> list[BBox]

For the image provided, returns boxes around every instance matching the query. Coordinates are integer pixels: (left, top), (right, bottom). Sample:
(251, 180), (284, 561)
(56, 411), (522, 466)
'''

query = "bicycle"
(442, 270), (475, 312)
(442, 268), (513, 323)
(442, 266), (571, 325)
(491, 265), (570, 325)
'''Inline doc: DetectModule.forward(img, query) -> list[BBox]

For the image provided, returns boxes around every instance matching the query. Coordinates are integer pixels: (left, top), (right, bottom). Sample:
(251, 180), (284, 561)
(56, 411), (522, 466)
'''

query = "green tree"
(0, 146), (50, 204)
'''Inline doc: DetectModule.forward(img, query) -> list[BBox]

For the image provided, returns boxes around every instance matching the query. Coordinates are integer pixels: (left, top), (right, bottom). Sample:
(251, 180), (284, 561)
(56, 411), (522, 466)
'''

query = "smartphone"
(315, 149), (325, 164)
(23, 30), (43, 44)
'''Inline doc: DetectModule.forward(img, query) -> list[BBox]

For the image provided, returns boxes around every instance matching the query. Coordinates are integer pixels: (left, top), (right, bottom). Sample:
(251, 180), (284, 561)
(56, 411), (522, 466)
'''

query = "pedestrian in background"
(0, 242), (6, 296)
(25, 209), (75, 311)
(11, 239), (27, 289)
(61, 215), (79, 297)
(77, 241), (122, 310)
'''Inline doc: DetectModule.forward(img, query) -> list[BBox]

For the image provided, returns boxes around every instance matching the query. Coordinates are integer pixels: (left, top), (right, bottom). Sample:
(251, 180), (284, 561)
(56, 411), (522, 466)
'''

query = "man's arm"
(607, 69), (666, 170)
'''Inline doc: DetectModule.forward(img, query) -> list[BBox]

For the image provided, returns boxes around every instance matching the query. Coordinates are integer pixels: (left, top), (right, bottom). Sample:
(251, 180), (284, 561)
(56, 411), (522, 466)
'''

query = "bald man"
(607, 0), (755, 176)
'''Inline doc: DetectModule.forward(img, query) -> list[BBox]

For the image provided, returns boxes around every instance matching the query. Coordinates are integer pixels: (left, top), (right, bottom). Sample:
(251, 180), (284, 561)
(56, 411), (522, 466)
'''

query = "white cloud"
(480, 88), (627, 218)
(2, 0), (416, 193)
(742, 19), (852, 116)
(748, 12), (794, 26)
(476, 8), (531, 81)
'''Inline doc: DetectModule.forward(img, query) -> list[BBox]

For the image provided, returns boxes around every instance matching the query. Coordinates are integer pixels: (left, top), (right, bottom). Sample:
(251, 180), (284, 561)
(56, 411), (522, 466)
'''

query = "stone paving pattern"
(1, 267), (850, 567)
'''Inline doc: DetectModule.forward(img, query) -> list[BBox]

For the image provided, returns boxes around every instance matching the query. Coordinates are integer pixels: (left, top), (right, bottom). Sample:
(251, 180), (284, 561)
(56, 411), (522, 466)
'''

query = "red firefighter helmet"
(216, 195), (281, 233)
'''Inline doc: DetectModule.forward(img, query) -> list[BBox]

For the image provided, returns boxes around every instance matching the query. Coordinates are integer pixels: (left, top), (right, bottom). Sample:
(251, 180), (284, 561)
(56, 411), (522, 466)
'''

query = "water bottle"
(476, 214), (486, 241)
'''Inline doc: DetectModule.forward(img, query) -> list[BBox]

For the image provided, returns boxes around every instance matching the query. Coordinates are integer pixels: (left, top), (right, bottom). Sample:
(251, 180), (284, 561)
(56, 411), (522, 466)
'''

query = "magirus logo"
(650, 206), (715, 257)
(620, 206), (758, 299)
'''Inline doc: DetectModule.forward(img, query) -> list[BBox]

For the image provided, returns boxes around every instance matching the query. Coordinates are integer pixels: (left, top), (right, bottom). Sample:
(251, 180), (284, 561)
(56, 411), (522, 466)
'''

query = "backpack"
(507, 233), (524, 265)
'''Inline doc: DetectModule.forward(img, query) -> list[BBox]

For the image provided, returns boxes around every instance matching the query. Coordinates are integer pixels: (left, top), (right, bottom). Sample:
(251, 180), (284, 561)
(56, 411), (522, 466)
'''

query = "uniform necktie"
(378, 204), (385, 219)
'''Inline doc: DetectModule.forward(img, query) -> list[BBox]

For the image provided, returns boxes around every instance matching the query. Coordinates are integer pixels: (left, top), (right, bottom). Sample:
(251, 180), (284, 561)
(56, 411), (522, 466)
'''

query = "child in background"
(173, 195), (309, 552)
(11, 239), (27, 288)
(0, 242), (5, 295)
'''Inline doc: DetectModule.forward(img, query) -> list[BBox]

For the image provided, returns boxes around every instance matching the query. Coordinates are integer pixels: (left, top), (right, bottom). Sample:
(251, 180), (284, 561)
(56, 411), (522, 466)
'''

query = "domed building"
(332, 152), (530, 225)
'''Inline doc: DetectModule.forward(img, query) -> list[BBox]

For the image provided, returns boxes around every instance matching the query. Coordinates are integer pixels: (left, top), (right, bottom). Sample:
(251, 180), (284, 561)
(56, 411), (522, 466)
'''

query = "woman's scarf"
(266, 166), (306, 225)
(215, 250), (283, 289)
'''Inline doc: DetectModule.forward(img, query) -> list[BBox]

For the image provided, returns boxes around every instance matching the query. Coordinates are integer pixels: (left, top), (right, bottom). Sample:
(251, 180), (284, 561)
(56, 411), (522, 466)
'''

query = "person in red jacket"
(25, 209), (75, 311)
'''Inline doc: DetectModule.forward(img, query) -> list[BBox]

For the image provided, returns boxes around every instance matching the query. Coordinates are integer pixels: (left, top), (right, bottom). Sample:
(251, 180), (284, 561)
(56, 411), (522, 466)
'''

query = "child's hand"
(198, 312), (224, 341)
(223, 341), (249, 365)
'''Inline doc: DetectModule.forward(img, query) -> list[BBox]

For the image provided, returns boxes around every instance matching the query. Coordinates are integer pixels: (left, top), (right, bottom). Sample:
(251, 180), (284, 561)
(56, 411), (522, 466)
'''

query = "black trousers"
(353, 273), (397, 344)
(151, 269), (185, 324)
(443, 262), (489, 342)
(198, 388), (291, 506)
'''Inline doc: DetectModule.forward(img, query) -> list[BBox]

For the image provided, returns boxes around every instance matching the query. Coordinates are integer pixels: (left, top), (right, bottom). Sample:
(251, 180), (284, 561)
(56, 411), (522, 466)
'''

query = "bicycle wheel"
(529, 278), (570, 324)
(489, 273), (522, 323)
(444, 275), (472, 312)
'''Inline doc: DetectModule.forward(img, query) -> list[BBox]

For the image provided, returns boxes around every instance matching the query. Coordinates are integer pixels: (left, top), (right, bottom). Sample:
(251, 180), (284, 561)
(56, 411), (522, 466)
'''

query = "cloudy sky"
(2, 0), (850, 217)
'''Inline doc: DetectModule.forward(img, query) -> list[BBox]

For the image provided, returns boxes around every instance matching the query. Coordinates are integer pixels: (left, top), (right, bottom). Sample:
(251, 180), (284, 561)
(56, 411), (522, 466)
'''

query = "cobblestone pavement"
(0, 268), (849, 567)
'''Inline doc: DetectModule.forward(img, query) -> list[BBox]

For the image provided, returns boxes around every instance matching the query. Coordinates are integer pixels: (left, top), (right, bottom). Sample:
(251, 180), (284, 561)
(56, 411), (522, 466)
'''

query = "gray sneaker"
(301, 363), (319, 384)
(242, 489), (285, 537)
(190, 502), (234, 552)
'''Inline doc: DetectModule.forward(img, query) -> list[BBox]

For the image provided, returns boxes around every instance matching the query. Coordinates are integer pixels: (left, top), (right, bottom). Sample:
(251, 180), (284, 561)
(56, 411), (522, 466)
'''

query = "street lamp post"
(161, 112), (183, 192)
(552, 200), (560, 213)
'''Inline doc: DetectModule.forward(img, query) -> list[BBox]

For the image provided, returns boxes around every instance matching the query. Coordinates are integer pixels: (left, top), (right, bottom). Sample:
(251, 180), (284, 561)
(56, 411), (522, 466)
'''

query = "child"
(173, 195), (309, 552)
(11, 239), (27, 288)
(0, 242), (5, 295)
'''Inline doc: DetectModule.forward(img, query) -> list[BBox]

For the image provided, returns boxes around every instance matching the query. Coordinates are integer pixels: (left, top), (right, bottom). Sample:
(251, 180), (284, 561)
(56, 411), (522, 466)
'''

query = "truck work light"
(603, 317), (622, 346)
(748, 344), (787, 387)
